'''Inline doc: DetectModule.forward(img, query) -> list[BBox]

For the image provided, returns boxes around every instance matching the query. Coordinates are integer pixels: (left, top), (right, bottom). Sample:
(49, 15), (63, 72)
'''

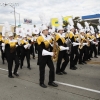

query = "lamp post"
(11, 11), (20, 26)
(1, 3), (19, 32)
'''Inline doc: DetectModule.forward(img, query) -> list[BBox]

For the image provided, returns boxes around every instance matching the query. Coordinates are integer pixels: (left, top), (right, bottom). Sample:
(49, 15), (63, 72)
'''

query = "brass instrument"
(65, 32), (72, 54)
(78, 34), (83, 49)
(52, 32), (59, 62)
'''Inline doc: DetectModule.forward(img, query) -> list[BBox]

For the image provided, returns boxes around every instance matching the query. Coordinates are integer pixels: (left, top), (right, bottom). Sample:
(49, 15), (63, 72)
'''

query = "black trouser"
(56, 51), (69, 73)
(98, 41), (100, 55)
(20, 49), (30, 68)
(6, 53), (19, 76)
(83, 46), (88, 62)
(35, 43), (38, 53)
(39, 56), (55, 84)
(70, 46), (79, 68)
(92, 44), (97, 57)
(89, 43), (94, 58)
(1, 49), (6, 64)
(79, 48), (83, 63)
(30, 44), (35, 58)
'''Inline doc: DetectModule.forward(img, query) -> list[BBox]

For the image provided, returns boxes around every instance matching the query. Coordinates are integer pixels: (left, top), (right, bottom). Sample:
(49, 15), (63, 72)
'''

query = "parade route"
(0, 56), (100, 100)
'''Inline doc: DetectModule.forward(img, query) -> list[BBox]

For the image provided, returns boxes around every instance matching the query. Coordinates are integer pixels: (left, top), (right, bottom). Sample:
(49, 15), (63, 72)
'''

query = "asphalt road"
(0, 55), (100, 100)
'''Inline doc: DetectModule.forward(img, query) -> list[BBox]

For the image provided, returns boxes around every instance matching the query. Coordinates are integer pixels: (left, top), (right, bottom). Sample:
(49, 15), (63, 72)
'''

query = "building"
(82, 14), (100, 25)
(0, 23), (15, 34)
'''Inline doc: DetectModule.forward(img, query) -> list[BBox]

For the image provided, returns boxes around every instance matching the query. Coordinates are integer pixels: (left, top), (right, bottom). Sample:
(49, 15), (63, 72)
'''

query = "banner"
(51, 18), (59, 27)
(63, 16), (72, 22)
(24, 18), (32, 24)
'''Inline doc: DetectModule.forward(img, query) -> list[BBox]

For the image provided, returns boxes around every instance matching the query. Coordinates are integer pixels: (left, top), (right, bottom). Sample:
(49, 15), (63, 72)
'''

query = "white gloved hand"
(24, 44), (28, 49)
(31, 37), (34, 42)
(28, 44), (31, 49)
(42, 49), (53, 56)
(59, 46), (69, 51)
(66, 47), (69, 50)
(2, 46), (5, 52)
(18, 39), (21, 45)
(1, 43), (5, 47)
(16, 45), (18, 47)
(83, 43), (88, 46)
(73, 42), (80, 46)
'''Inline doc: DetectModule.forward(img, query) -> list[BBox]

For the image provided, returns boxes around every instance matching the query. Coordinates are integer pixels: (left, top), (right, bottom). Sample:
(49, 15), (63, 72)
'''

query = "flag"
(51, 18), (59, 27)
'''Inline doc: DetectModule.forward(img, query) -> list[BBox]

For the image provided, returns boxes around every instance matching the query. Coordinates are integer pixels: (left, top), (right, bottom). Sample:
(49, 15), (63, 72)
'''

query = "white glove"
(51, 44), (53, 47)
(1, 43), (5, 47)
(31, 37), (34, 42)
(76, 38), (79, 42)
(18, 39), (21, 45)
(2, 46), (5, 52)
(66, 47), (69, 50)
(59, 46), (69, 51)
(72, 42), (80, 46)
(93, 41), (98, 45)
(24, 44), (28, 49)
(42, 49), (53, 56)
(83, 43), (88, 46)
(28, 44), (31, 49)
(16, 45), (18, 47)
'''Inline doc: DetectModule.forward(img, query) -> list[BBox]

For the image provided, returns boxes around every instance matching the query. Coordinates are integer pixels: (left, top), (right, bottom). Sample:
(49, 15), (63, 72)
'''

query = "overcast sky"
(0, 0), (100, 26)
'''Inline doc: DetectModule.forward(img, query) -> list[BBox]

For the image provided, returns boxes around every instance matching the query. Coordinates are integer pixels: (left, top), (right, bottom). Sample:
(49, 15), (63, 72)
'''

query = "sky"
(0, 0), (100, 26)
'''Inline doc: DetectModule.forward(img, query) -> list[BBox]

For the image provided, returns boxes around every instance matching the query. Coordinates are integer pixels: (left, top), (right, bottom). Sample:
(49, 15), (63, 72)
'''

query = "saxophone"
(78, 34), (83, 49)
(52, 33), (59, 62)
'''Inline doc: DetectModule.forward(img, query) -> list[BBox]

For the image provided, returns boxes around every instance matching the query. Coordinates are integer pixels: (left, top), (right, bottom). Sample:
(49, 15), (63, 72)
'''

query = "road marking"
(0, 67), (100, 94)
(0, 68), (8, 71)
(55, 81), (100, 94)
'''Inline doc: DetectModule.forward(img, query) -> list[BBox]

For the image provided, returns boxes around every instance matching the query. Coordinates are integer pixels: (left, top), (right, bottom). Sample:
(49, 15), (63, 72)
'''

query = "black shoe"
(94, 56), (98, 58)
(33, 57), (35, 59)
(40, 84), (47, 88)
(70, 67), (76, 70)
(83, 61), (87, 64)
(27, 67), (31, 70)
(8, 75), (14, 78)
(56, 72), (63, 75)
(79, 62), (84, 65)
(3, 61), (5, 64)
(48, 82), (58, 87)
(13, 73), (19, 77)
(62, 71), (67, 74)
(89, 58), (91, 60)
(90, 56), (93, 58)
(20, 66), (22, 69)
(74, 66), (77, 69)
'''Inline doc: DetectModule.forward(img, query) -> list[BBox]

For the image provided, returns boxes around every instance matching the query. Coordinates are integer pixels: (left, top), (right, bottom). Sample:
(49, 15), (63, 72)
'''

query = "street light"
(11, 11), (20, 26)
(1, 3), (19, 32)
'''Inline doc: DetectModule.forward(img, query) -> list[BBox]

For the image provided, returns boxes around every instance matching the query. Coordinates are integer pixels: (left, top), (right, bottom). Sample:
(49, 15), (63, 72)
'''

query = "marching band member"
(20, 32), (31, 70)
(37, 25), (58, 88)
(27, 33), (35, 59)
(4, 32), (19, 78)
(97, 25), (100, 55)
(90, 30), (98, 58)
(67, 25), (79, 70)
(56, 26), (69, 75)
(78, 29), (88, 64)
(0, 34), (6, 64)
(33, 26), (39, 54)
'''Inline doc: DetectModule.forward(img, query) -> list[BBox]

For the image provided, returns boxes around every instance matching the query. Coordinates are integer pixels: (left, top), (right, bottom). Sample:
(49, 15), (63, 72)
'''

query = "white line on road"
(55, 81), (100, 94)
(0, 68), (8, 71)
(0, 67), (100, 94)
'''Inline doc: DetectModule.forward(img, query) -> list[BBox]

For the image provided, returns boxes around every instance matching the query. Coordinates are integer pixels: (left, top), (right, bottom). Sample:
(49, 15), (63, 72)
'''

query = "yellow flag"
(51, 18), (59, 27)
(63, 16), (72, 22)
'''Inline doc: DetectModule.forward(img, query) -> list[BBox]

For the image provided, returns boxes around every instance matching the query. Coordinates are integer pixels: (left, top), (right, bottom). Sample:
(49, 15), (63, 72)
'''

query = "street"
(0, 55), (100, 100)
